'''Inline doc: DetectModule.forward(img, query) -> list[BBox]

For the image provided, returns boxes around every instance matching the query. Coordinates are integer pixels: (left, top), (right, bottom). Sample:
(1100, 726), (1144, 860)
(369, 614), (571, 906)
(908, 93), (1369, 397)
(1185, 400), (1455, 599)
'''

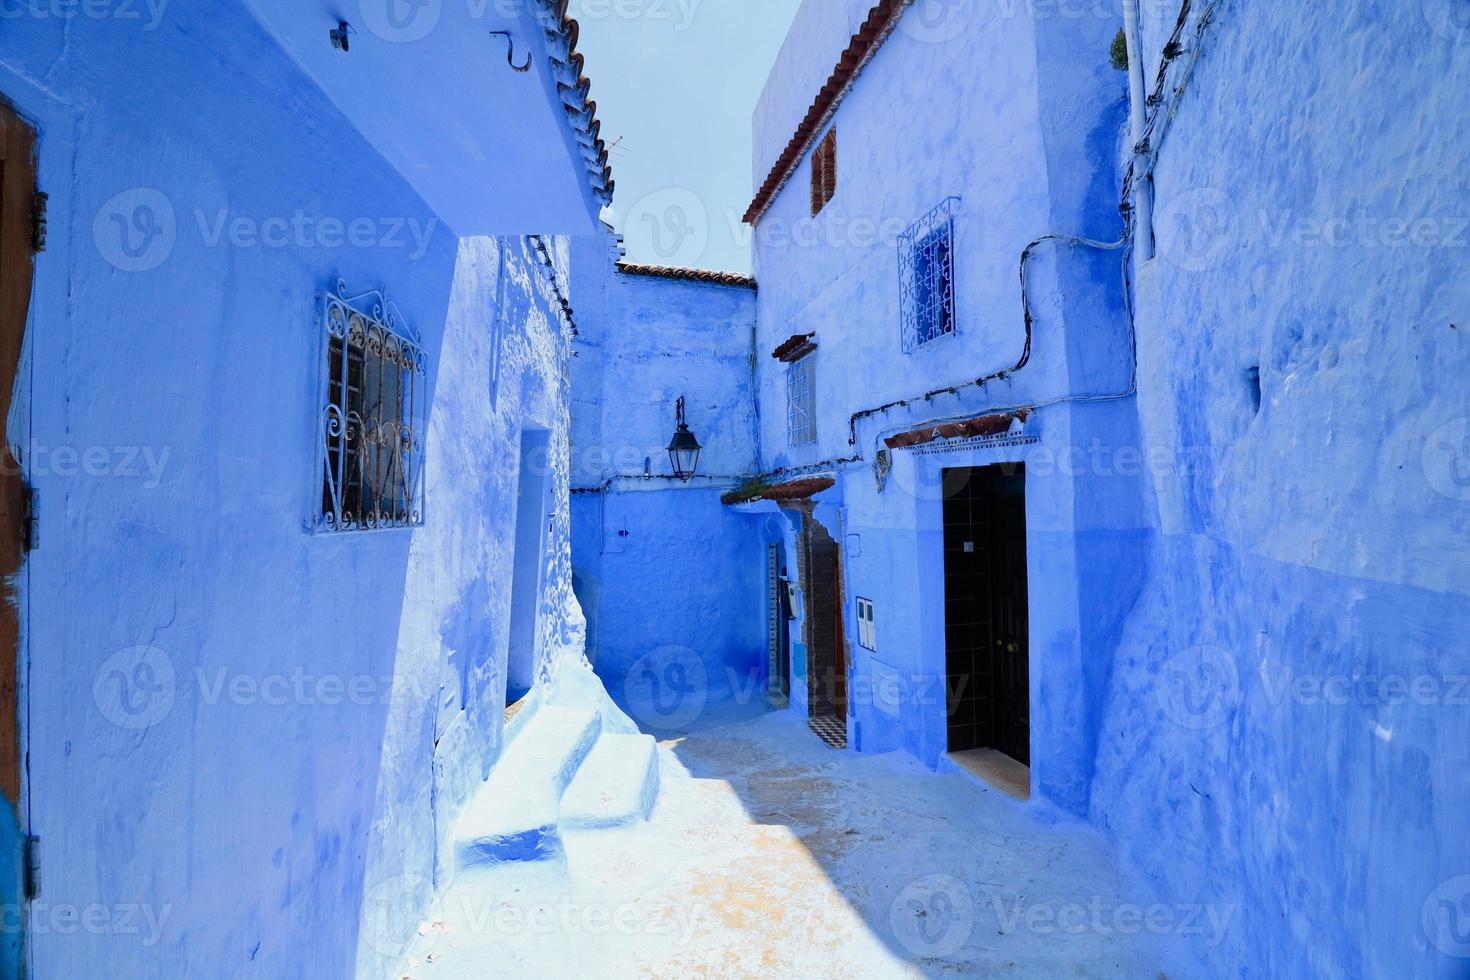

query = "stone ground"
(394, 704), (1209, 978)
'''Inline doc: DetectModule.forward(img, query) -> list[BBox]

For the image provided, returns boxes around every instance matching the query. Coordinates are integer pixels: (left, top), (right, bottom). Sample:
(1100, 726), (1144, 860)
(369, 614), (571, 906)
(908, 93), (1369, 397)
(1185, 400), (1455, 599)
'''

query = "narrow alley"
(395, 703), (1204, 978)
(0, 0), (1465, 978)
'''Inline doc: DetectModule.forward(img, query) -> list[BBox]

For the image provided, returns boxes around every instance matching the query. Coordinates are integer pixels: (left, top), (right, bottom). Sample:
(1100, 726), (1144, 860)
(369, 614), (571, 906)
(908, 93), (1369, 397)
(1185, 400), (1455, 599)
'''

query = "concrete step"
(452, 705), (601, 870)
(560, 733), (660, 830)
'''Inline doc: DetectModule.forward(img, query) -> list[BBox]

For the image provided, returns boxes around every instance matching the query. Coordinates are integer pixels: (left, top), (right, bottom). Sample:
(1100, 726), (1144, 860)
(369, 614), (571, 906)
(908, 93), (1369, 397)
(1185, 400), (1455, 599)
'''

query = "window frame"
(810, 129), (837, 217)
(315, 281), (427, 534)
(856, 597), (876, 652)
(899, 197), (960, 352)
(786, 352), (817, 447)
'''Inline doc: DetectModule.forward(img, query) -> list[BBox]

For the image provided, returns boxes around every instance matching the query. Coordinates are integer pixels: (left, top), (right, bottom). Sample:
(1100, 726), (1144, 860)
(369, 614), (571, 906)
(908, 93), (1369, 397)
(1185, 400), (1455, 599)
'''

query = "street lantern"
(667, 396), (702, 482)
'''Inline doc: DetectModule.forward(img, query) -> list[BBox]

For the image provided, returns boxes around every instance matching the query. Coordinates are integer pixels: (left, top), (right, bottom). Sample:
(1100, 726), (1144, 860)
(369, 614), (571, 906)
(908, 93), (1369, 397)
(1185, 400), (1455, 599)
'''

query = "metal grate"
(899, 197), (959, 352)
(315, 281), (427, 534)
(786, 354), (817, 446)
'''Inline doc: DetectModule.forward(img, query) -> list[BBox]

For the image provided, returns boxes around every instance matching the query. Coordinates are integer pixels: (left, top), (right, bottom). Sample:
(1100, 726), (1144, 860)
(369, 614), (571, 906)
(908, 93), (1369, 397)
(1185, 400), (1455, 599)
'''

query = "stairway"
(452, 703), (660, 873)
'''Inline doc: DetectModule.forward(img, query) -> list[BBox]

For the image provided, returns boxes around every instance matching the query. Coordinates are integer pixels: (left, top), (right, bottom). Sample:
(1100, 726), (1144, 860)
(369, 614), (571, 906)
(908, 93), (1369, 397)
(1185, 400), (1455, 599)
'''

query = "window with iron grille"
(857, 597), (876, 651)
(810, 129), (837, 217)
(900, 197), (959, 352)
(316, 282), (427, 533)
(787, 353), (817, 446)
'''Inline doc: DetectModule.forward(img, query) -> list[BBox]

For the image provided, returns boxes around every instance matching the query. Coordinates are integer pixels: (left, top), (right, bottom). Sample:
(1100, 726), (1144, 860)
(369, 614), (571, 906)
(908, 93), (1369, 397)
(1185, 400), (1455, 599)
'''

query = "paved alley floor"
(394, 705), (1202, 978)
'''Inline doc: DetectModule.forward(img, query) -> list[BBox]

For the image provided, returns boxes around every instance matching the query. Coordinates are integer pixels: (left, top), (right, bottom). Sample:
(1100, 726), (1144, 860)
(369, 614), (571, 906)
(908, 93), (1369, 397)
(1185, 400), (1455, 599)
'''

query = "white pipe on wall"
(1122, 0), (1155, 260)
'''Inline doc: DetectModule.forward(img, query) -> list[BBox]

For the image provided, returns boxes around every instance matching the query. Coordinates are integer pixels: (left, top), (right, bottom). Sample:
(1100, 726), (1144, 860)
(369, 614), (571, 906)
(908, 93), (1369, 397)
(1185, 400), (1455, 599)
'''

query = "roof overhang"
(884, 410), (1032, 450)
(240, 0), (612, 235)
(744, 0), (915, 225)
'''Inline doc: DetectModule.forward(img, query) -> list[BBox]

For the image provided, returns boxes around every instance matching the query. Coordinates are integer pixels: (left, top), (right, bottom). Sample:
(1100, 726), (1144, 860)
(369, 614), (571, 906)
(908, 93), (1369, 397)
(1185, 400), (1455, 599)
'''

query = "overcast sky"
(571, 0), (804, 275)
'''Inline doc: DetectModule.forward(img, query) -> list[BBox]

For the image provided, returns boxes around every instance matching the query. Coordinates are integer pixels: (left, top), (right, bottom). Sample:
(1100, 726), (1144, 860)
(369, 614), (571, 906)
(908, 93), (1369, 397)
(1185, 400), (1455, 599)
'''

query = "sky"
(569, 0), (805, 275)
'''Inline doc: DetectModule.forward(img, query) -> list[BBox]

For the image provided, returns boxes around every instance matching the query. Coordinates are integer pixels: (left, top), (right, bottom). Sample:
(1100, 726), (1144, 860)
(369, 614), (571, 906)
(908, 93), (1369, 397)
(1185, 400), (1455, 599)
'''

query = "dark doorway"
(766, 542), (791, 705)
(943, 464), (1030, 765)
(0, 97), (38, 977)
(506, 425), (552, 704)
(800, 513), (846, 748)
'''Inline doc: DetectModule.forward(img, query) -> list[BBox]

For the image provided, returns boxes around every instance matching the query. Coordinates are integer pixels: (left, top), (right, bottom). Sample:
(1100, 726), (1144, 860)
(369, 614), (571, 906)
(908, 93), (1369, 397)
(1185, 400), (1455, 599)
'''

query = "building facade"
(569, 237), (770, 732)
(0, 2), (616, 976)
(573, 1), (1470, 977)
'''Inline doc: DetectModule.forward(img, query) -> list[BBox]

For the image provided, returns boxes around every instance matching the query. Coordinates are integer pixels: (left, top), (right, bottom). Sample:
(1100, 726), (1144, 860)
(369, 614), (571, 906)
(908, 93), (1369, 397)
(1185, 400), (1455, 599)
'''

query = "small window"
(810, 129), (837, 216)
(787, 353), (817, 446)
(900, 197), (959, 352)
(857, 597), (876, 651)
(317, 284), (427, 533)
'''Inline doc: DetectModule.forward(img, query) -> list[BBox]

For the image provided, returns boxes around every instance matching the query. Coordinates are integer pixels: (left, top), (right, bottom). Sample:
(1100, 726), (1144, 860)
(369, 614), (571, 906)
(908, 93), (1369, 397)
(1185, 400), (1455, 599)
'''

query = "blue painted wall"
(749, 0), (1134, 794)
(746, 1), (1470, 977)
(0, 6), (590, 976)
(569, 236), (768, 732)
(1085, 4), (1470, 978)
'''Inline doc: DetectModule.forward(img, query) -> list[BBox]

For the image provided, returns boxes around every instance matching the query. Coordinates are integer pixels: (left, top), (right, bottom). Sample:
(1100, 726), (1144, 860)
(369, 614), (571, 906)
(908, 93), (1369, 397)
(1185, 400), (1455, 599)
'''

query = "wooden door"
(943, 465), (1030, 765)
(0, 95), (39, 977)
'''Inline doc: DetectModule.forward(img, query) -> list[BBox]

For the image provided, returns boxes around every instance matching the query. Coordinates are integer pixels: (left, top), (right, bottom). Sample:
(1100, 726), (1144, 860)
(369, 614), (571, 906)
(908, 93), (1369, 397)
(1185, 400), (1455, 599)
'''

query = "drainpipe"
(1122, 0), (1155, 260)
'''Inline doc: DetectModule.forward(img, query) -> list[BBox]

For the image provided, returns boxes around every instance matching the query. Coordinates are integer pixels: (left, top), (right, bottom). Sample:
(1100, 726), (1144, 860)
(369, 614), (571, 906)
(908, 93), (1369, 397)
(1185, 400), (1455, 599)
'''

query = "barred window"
(787, 353), (817, 446)
(900, 197), (959, 352)
(316, 282), (426, 533)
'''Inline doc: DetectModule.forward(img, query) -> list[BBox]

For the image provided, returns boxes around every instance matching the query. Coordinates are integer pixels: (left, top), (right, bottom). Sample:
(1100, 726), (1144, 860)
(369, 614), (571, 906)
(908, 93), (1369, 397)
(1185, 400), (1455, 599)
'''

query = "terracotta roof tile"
(884, 410), (1031, 450)
(536, 0), (614, 205)
(743, 0), (915, 224)
(723, 476), (837, 506)
(771, 333), (817, 362)
(616, 262), (757, 289)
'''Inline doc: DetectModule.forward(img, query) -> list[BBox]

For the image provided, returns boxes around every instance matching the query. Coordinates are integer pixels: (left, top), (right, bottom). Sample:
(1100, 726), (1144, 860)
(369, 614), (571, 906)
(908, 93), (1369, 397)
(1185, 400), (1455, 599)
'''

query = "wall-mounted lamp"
(330, 21), (354, 52)
(667, 396), (702, 483)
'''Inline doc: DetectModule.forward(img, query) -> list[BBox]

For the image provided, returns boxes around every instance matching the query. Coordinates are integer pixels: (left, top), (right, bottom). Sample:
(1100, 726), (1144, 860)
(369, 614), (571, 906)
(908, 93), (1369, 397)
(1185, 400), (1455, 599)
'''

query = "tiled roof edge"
(534, 0), (614, 206)
(616, 262), (757, 289)
(743, 0), (915, 224)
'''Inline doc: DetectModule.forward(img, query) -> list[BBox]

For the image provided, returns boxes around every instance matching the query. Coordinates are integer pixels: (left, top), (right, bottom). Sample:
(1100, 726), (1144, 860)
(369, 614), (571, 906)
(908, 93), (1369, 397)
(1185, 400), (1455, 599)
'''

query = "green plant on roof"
(1111, 29), (1129, 71)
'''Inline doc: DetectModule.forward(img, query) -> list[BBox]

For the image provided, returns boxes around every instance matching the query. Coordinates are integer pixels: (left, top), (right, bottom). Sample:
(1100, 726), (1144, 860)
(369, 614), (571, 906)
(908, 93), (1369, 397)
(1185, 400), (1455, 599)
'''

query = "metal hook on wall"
(489, 31), (532, 73)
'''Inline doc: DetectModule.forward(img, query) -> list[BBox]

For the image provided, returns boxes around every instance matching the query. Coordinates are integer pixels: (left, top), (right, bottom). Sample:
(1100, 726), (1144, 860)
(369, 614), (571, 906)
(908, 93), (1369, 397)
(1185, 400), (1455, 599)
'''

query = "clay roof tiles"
(743, 0), (916, 224)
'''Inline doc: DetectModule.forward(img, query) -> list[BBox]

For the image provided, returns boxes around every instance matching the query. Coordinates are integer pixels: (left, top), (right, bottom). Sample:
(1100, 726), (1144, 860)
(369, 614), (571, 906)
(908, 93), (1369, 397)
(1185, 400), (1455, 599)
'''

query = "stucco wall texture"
(1089, 3), (1470, 978)
(569, 237), (768, 730)
(737, 1), (1470, 977)
(1, 7), (587, 977)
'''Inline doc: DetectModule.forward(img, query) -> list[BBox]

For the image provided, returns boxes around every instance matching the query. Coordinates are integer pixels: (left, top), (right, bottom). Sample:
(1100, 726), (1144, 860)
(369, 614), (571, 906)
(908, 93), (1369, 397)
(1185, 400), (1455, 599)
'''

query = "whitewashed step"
(560, 733), (660, 830)
(453, 706), (601, 869)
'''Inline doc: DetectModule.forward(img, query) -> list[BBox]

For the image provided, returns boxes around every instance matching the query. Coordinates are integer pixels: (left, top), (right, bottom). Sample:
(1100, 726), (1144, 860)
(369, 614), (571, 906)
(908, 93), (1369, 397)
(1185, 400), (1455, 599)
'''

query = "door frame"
(940, 463), (1031, 764)
(0, 69), (79, 979)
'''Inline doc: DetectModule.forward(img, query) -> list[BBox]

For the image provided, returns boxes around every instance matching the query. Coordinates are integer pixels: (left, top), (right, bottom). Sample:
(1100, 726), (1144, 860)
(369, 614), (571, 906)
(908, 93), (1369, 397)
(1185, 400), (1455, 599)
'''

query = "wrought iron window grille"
(314, 280), (427, 534)
(787, 353), (817, 447)
(899, 197), (960, 352)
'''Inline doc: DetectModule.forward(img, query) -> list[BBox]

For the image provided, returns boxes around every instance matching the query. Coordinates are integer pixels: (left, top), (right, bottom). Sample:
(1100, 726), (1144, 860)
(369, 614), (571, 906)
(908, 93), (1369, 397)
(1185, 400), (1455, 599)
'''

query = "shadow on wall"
(572, 488), (771, 734)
